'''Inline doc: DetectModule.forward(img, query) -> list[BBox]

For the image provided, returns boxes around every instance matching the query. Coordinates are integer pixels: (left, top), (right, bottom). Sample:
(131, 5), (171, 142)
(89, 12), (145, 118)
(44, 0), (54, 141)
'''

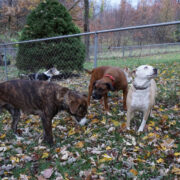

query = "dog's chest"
(131, 89), (150, 111)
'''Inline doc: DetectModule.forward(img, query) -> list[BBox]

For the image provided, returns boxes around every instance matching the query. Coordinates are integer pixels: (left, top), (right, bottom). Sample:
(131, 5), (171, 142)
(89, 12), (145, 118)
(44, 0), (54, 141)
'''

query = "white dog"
(126, 65), (158, 132)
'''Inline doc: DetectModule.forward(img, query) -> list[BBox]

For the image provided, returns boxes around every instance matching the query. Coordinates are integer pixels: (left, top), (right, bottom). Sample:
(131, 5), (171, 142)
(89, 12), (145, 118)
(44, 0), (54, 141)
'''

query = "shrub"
(16, 0), (85, 72)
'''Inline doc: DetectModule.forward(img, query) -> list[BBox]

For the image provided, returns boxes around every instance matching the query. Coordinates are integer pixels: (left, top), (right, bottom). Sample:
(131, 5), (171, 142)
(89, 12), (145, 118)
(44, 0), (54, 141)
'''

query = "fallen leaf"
(111, 120), (120, 127)
(106, 146), (111, 150)
(90, 133), (98, 141)
(99, 154), (113, 163)
(174, 152), (180, 156)
(68, 128), (76, 136)
(75, 141), (84, 148)
(55, 148), (61, 153)
(0, 134), (6, 139)
(148, 121), (155, 127)
(91, 118), (99, 124)
(101, 117), (106, 124)
(0, 146), (7, 152)
(171, 166), (180, 175)
(25, 119), (32, 124)
(156, 158), (164, 163)
(41, 152), (49, 159)
(36, 175), (46, 180)
(10, 156), (20, 164)
(20, 174), (29, 180)
(121, 122), (126, 129)
(41, 168), (54, 179)
(130, 169), (138, 176)
(61, 152), (69, 160)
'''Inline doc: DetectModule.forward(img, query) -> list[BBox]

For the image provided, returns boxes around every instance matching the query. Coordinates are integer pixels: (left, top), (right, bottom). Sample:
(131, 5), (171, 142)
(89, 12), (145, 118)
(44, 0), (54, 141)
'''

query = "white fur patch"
(79, 117), (89, 126)
(131, 88), (150, 112)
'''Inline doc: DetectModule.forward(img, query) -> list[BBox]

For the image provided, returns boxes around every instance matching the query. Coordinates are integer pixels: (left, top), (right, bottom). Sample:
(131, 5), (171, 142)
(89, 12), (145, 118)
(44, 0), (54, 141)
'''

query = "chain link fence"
(0, 21), (180, 82)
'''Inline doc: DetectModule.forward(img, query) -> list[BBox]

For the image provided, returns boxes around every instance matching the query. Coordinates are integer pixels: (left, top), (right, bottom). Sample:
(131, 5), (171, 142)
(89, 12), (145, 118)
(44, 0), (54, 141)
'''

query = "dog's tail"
(84, 68), (93, 74)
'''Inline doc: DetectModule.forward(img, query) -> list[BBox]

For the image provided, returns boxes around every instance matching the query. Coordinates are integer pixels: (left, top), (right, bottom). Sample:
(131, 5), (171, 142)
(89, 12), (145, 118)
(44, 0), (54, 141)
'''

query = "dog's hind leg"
(11, 109), (20, 133)
(138, 108), (151, 132)
(40, 114), (53, 146)
(123, 88), (128, 111)
(4, 105), (20, 133)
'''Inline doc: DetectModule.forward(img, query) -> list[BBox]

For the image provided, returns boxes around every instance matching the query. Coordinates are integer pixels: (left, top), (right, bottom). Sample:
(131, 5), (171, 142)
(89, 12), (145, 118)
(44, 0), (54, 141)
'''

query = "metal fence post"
(3, 45), (8, 81)
(94, 32), (98, 68)
(122, 46), (125, 58)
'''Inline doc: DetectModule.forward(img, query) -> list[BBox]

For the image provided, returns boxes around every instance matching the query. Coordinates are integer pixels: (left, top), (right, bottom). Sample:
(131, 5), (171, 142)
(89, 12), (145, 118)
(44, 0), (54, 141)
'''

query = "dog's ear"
(106, 83), (115, 91)
(131, 69), (136, 77)
(124, 67), (128, 72)
(82, 93), (88, 98)
(69, 100), (79, 114)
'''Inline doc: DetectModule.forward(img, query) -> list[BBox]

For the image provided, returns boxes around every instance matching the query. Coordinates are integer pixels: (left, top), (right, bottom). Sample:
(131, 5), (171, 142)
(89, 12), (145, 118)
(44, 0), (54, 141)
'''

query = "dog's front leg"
(126, 109), (134, 130)
(88, 82), (93, 106)
(40, 114), (53, 146)
(123, 88), (128, 111)
(138, 108), (151, 132)
(88, 78), (97, 106)
(103, 93), (109, 111)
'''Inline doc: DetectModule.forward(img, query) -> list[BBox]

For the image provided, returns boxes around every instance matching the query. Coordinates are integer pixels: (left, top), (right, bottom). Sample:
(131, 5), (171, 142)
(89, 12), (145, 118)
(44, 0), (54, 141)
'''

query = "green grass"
(85, 53), (180, 69)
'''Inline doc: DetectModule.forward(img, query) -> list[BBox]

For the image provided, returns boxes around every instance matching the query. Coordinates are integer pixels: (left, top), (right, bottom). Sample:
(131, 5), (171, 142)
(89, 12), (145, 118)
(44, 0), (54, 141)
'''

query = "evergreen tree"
(16, 0), (85, 72)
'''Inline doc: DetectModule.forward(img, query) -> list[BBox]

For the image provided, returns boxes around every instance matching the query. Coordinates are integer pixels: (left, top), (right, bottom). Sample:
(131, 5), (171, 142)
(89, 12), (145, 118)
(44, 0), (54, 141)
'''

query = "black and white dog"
(20, 68), (60, 81)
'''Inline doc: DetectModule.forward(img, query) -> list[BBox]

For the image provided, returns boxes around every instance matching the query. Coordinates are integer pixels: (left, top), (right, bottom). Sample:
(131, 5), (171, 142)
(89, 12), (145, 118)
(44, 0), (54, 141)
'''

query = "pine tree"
(16, 0), (85, 72)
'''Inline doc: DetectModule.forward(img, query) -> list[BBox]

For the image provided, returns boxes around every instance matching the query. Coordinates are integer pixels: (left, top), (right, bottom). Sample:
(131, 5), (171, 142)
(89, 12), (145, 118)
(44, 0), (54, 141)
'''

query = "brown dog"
(86, 66), (128, 111)
(0, 80), (87, 145)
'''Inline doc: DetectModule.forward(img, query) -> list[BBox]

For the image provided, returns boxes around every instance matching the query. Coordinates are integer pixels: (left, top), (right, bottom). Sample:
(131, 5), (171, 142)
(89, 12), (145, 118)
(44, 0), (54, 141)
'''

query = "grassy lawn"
(0, 56), (179, 179)
(85, 53), (180, 69)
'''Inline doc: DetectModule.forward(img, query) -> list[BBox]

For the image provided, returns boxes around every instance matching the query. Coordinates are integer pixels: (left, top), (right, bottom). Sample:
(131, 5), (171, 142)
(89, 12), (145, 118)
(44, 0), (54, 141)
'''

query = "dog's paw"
(137, 128), (144, 132)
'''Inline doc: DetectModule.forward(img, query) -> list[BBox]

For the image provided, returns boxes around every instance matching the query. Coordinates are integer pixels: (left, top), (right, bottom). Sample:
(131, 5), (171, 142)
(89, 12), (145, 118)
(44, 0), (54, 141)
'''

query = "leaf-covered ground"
(0, 62), (179, 179)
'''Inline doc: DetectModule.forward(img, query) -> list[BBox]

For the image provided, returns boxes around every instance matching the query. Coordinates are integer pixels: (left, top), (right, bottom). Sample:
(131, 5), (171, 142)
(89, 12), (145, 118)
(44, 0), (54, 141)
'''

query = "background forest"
(0, 0), (180, 43)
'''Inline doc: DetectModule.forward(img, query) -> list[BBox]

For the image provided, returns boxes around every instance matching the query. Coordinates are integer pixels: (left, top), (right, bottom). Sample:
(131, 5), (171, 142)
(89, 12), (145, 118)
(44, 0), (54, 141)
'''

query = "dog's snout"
(92, 93), (102, 100)
(153, 68), (158, 75)
(92, 94), (97, 99)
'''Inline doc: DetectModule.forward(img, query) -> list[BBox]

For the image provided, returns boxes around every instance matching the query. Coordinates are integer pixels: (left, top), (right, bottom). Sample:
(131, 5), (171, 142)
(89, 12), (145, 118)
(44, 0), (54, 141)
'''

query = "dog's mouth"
(147, 69), (158, 78)
(92, 93), (102, 100)
(148, 73), (157, 78)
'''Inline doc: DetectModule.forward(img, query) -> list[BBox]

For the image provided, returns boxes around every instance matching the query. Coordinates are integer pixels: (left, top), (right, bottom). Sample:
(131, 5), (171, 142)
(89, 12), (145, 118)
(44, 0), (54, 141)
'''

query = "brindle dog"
(0, 80), (87, 145)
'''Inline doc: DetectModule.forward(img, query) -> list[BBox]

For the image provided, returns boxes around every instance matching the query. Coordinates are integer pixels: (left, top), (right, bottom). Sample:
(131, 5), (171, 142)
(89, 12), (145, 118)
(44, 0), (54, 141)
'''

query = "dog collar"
(104, 74), (115, 82)
(133, 84), (148, 90)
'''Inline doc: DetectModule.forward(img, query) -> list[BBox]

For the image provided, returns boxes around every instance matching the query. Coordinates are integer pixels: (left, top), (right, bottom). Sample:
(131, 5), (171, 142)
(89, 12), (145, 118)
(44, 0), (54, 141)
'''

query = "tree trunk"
(84, 0), (90, 61)
(8, 0), (13, 31)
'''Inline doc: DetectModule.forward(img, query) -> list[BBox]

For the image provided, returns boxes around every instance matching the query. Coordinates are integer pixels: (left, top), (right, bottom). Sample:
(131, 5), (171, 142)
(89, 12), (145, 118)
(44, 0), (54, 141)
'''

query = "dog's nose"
(92, 94), (97, 99)
(153, 68), (158, 75)
(92, 93), (102, 100)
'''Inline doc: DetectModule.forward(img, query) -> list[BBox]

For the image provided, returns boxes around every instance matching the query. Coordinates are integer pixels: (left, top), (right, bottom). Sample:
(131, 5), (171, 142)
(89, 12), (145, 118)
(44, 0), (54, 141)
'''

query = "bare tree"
(84, 0), (90, 61)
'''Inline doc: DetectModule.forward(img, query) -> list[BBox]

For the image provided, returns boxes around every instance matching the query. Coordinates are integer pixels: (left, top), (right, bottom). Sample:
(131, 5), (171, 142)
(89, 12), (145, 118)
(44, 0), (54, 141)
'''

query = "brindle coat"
(0, 80), (87, 145)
